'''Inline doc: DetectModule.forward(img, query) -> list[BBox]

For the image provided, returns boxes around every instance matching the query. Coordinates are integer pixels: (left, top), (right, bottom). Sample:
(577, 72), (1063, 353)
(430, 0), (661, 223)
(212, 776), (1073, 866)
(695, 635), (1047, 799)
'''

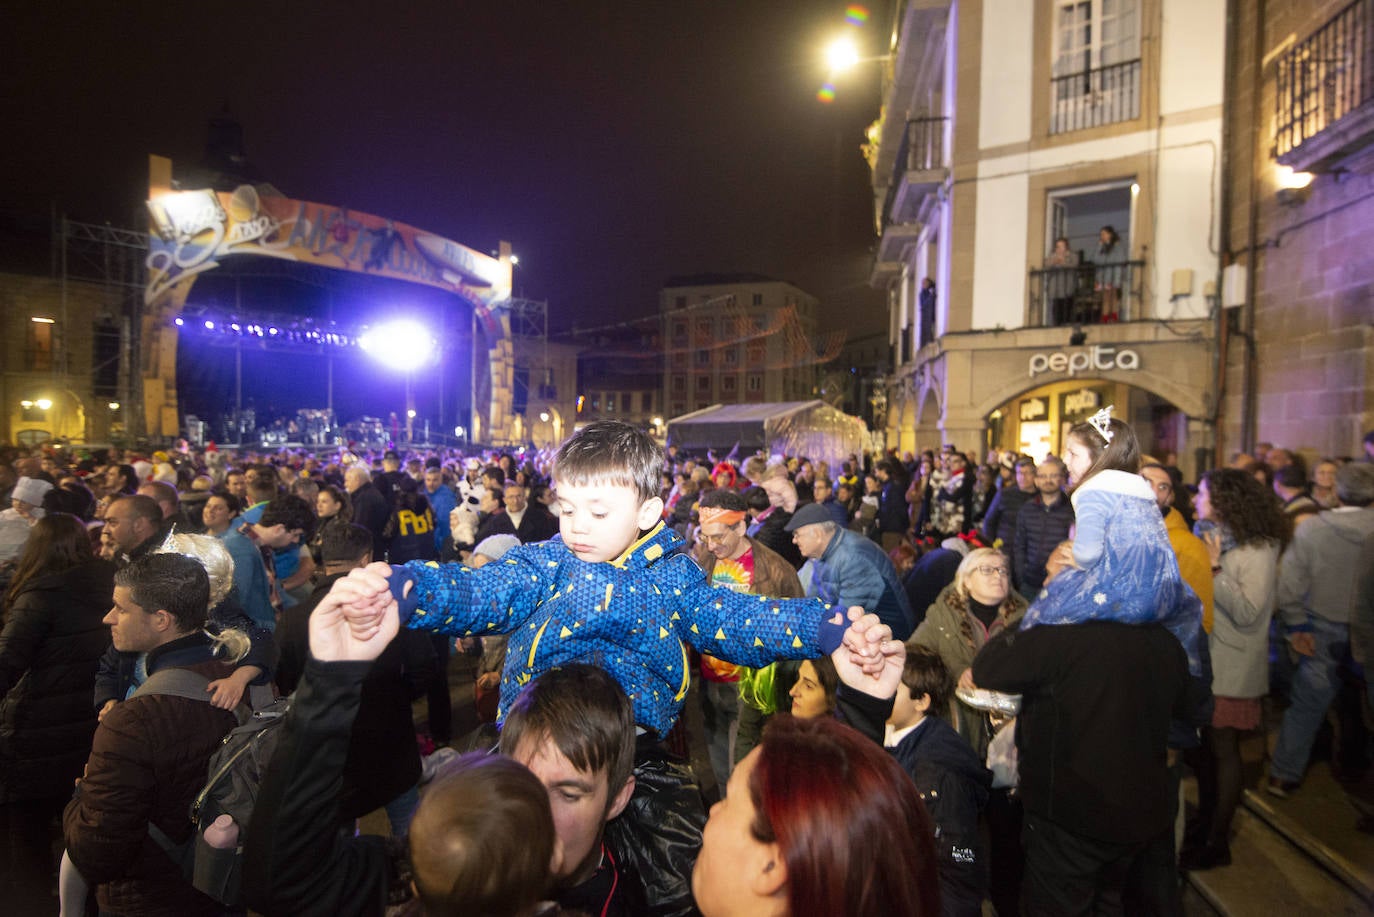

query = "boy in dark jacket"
(887, 644), (991, 917)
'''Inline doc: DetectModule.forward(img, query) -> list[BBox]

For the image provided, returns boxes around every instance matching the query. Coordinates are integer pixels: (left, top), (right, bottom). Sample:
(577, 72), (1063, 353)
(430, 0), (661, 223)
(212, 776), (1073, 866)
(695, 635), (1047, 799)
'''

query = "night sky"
(4, 1), (888, 335)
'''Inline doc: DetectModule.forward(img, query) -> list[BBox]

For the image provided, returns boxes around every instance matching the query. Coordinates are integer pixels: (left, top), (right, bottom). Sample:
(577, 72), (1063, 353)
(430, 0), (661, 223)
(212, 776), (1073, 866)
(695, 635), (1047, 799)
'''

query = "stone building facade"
(1221, 0), (1374, 462)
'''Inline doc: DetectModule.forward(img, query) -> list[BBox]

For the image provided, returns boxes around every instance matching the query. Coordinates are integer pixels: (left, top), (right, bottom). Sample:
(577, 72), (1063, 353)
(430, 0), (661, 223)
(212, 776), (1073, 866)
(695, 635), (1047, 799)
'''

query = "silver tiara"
(1087, 405), (1115, 443)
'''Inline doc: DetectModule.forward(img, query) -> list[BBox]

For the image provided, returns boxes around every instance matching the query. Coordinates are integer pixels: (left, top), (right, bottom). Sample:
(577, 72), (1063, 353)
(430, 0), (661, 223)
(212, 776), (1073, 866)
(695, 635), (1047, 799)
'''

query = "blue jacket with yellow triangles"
(390, 521), (845, 736)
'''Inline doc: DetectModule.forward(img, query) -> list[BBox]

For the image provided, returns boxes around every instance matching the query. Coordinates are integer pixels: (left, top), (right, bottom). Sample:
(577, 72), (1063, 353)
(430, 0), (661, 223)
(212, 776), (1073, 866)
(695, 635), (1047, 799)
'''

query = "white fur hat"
(12, 476), (53, 506)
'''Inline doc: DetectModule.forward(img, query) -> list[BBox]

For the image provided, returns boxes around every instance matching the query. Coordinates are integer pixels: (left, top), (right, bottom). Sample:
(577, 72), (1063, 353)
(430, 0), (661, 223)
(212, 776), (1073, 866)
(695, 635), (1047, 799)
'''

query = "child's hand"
(310, 584), (399, 663)
(332, 563), (401, 634)
(838, 606), (897, 675)
(833, 607), (903, 700)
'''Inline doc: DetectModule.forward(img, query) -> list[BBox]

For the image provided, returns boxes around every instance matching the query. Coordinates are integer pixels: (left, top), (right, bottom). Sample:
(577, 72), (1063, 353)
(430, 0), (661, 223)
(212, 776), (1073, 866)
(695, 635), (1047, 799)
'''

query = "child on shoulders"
(1018, 407), (1202, 673)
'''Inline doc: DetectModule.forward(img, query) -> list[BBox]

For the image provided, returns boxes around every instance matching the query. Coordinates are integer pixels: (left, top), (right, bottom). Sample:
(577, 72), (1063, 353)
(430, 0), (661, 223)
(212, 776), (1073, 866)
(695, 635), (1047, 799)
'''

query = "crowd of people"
(0, 421), (1370, 916)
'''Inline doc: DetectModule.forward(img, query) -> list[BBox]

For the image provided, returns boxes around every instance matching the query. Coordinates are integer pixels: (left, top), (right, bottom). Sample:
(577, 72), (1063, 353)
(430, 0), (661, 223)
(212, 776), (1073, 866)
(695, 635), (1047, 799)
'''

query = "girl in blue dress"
(1019, 407), (1203, 675)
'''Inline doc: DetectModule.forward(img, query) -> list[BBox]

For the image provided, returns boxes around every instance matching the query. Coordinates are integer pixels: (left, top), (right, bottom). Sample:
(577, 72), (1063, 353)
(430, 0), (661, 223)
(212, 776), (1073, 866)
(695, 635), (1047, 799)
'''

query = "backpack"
(130, 667), (289, 907)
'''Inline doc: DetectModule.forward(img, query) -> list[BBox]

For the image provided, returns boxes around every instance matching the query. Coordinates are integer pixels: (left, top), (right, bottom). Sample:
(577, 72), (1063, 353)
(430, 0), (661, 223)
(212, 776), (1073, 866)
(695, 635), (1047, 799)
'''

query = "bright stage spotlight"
(357, 320), (436, 371)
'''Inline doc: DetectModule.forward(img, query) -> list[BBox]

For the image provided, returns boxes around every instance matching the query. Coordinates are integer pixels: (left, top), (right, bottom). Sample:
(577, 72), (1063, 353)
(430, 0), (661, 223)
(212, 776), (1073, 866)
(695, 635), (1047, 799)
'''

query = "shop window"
(606, 393), (616, 413)
(696, 375), (712, 393)
(722, 375), (738, 393)
(747, 374), (762, 392)
(752, 293), (763, 305)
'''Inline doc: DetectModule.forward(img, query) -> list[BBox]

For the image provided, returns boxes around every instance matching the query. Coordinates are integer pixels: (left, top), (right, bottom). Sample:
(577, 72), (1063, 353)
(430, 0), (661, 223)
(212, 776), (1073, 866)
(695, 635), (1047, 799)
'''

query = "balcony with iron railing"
(874, 117), (948, 276)
(1026, 260), (1146, 327)
(1275, 0), (1374, 173)
(1050, 58), (1142, 135)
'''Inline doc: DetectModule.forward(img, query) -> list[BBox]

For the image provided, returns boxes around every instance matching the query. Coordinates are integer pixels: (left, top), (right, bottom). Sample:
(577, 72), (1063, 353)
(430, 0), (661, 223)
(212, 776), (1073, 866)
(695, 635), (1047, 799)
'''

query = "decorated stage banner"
(145, 185), (510, 307)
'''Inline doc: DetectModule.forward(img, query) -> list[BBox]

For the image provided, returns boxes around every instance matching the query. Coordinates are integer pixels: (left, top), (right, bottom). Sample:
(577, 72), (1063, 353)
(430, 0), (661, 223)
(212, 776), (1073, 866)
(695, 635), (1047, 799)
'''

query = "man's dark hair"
(259, 494), (316, 538)
(1014, 456), (1036, 471)
(1273, 464), (1307, 491)
(698, 488), (748, 513)
(552, 420), (663, 505)
(109, 493), (163, 527)
(321, 522), (374, 565)
(246, 472), (279, 504)
(113, 553), (210, 633)
(208, 488), (242, 515)
(743, 485), (770, 513)
(901, 643), (951, 716)
(499, 663), (636, 800)
(486, 484), (505, 504)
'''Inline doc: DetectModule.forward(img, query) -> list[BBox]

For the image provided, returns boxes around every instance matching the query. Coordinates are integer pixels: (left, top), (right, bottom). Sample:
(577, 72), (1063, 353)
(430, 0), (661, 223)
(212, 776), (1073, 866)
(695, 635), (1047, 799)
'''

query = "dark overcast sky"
(3, 1), (889, 337)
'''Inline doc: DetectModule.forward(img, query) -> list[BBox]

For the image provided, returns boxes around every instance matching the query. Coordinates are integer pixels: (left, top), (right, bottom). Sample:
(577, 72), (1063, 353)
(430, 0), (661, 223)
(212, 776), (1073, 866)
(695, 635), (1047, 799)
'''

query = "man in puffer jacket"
(64, 554), (240, 917)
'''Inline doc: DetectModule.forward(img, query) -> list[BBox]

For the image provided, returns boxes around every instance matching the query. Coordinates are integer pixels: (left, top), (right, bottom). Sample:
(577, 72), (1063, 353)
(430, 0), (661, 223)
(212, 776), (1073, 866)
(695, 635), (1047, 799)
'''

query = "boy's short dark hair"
(901, 643), (951, 716)
(698, 488), (748, 513)
(410, 752), (554, 917)
(114, 553), (210, 634)
(499, 663), (636, 799)
(260, 494), (316, 538)
(552, 420), (663, 505)
(321, 522), (374, 564)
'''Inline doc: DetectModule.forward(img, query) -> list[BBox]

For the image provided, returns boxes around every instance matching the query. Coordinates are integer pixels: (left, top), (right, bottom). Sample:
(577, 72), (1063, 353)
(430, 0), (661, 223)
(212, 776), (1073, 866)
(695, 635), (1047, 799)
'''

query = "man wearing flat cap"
(787, 501), (915, 640)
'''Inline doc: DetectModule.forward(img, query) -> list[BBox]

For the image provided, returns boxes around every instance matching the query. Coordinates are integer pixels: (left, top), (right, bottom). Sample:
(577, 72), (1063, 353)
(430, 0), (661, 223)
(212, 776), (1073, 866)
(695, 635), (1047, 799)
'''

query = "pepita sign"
(1029, 345), (1140, 377)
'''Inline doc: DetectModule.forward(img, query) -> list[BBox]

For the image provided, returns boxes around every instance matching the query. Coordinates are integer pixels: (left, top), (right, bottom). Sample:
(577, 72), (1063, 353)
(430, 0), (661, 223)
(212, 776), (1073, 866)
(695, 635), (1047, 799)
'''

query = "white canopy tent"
(666, 401), (869, 472)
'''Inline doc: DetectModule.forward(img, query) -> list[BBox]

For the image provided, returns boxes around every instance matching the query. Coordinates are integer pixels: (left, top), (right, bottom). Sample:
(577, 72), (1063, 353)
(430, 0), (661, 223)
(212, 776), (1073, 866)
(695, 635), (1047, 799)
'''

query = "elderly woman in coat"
(911, 546), (1028, 758)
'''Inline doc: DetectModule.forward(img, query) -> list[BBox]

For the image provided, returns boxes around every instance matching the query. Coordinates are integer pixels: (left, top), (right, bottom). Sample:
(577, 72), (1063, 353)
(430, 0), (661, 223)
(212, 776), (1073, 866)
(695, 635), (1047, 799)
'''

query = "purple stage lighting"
(357, 319), (436, 371)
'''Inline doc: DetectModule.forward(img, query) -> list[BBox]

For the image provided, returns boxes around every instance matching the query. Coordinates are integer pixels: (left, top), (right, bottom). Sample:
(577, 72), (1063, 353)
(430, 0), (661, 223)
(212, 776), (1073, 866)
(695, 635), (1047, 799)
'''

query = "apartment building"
(868, 0), (1226, 475)
(659, 274), (828, 419)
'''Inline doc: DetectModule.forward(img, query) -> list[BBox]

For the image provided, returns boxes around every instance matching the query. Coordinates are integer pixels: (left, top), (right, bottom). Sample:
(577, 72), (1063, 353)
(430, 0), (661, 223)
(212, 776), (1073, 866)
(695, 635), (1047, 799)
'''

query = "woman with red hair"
(692, 713), (941, 916)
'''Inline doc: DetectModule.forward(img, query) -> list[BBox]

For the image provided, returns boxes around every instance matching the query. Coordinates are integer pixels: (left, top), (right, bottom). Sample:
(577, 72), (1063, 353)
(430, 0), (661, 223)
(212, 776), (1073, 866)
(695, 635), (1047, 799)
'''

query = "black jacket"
(243, 658), (398, 916)
(1011, 493), (1075, 593)
(979, 486), (1035, 549)
(275, 574), (433, 818)
(890, 715), (991, 917)
(245, 658), (629, 917)
(515, 504), (560, 544)
(754, 507), (803, 570)
(348, 483), (391, 558)
(972, 621), (1188, 844)
(0, 559), (115, 802)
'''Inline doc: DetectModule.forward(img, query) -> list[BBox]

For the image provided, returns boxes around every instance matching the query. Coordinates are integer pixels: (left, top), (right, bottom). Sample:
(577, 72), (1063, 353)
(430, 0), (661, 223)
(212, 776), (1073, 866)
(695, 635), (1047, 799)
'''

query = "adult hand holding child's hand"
(311, 576), (399, 663)
(331, 563), (401, 639)
(833, 607), (905, 700)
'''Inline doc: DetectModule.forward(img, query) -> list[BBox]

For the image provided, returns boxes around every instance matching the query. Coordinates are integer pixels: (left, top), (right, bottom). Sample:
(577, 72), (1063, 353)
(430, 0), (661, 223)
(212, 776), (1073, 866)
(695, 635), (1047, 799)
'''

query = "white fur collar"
(1070, 468), (1155, 509)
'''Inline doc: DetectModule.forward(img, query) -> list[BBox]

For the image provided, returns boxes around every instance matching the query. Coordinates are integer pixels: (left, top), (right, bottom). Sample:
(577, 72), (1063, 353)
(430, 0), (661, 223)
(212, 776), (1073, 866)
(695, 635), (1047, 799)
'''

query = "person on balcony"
(918, 277), (938, 346)
(1094, 225), (1126, 322)
(1046, 237), (1080, 325)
